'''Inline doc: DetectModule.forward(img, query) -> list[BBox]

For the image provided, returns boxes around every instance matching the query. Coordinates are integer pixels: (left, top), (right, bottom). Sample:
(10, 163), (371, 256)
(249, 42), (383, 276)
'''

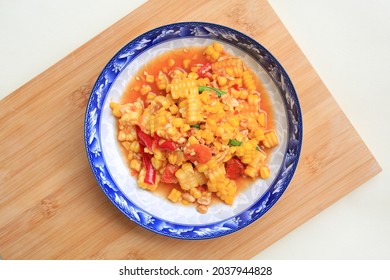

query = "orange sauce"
(121, 46), (275, 127)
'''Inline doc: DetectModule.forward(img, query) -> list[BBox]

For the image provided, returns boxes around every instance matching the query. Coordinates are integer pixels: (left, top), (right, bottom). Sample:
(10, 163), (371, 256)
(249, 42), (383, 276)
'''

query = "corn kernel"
(145, 74), (154, 83)
(254, 129), (265, 141)
(140, 85), (151, 95)
(258, 112), (267, 127)
(262, 130), (279, 148)
(211, 52), (219, 60)
(213, 42), (223, 52)
(190, 188), (202, 199)
(240, 89), (249, 99)
(217, 76), (227, 87)
(188, 72), (198, 80)
(196, 164), (208, 173)
(201, 129), (214, 143)
(129, 159), (141, 172)
(181, 124), (191, 133)
(169, 104), (179, 114)
(183, 58), (191, 69)
(168, 58), (175, 67)
(172, 118), (185, 128)
(168, 188), (182, 203)
(188, 135), (198, 145)
(260, 166), (270, 179)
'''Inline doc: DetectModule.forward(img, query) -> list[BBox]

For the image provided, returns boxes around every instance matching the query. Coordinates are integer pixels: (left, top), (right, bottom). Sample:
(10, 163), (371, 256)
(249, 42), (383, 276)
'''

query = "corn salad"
(110, 42), (279, 214)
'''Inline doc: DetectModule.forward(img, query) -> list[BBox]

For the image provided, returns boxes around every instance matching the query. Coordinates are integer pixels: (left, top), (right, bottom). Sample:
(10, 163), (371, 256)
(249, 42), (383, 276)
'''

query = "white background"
(1, 0), (389, 259)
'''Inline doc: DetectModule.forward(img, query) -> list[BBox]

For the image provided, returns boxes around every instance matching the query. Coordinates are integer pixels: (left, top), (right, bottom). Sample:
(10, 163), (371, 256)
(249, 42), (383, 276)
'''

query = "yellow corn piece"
(186, 90), (202, 125)
(169, 104), (179, 114)
(187, 72), (198, 80)
(128, 141), (140, 153)
(260, 166), (270, 179)
(129, 158), (141, 172)
(170, 77), (198, 99)
(196, 77), (210, 87)
(154, 96), (171, 109)
(175, 163), (198, 190)
(168, 58), (175, 67)
(109, 102), (122, 118)
(205, 117), (217, 132)
(156, 107), (171, 124)
(201, 129), (214, 144)
(244, 149), (267, 178)
(205, 166), (226, 192)
(213, 42), (223, 52)
(151, 155), (165, 170)
(194, 169), (207, 186)
(172, 117), (185, 128)
(139, 107), (153, 134)
(156, 71), (168, 90)
(137, 168), (160, 191)
(167, 150), (185, 166)
(204, 42), (224, 61)
(257, 112), (267, 127)
(205, 165), (237, 204)
(216, 179), (237, 205)
(254, 129), (265, 142)
(262, 130), (279, 149)
(183, 58), (191, 69)
(140, 85), (152, 95)
(116, 101), (143, 126)
(121, 141), (131, 151)
(212, 58), (244, 78)
(168, 188), (182, 203)
(188, 135), (198, 145)
(145, 74), (154, 83)
(217, 76), (227, 87)
(243, 70), (256, 94)
(180, 124), (191, 134)
(190, 187), (202, 199)
(247, 93), (260, 112)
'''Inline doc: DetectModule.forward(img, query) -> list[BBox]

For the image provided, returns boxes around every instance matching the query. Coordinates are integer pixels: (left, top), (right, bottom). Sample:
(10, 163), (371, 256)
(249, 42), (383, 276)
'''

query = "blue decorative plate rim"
(84, 22), (303, 240)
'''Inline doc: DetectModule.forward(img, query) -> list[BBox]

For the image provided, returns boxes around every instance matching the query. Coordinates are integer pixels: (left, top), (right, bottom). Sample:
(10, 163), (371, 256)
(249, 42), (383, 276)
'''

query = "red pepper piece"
(232, 83), (240, 91)
(159, 140), (176, 151)
(225, 157), (245, 179)
(139, 142), (156, 185)
(153, 133), (161, 149)
(135, 126), (153, 151)
(197, 63), (212, 78)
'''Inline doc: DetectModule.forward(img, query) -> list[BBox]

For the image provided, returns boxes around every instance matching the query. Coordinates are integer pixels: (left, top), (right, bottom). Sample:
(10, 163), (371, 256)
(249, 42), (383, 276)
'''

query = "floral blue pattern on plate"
(84, 22), (303, 239)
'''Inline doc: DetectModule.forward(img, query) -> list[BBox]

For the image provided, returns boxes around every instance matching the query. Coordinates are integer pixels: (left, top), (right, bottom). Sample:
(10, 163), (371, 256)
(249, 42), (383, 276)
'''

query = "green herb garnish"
(191, 124), (201, 129)
(198, 86), (226, 98)
(228, 139), (242, 146)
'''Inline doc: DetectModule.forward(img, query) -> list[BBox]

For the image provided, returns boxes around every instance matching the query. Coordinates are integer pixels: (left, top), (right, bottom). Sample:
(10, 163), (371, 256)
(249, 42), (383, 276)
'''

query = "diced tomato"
(161, 164), (180, 184)
(185, 144), (212, 164)
(225, 157), (245, 179)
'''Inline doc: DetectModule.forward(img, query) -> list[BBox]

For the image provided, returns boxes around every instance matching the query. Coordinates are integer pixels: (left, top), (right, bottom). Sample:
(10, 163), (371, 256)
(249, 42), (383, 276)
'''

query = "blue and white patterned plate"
(84, 22), (303, 239)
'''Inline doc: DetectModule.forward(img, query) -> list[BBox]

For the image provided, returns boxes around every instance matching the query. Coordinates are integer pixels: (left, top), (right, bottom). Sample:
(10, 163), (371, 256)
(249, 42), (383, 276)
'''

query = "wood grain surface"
(0, 0), (381, 259)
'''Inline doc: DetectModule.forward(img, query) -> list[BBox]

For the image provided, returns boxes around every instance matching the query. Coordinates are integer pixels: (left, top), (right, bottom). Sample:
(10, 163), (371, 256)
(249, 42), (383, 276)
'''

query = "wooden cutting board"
(0, 0), (381, 260)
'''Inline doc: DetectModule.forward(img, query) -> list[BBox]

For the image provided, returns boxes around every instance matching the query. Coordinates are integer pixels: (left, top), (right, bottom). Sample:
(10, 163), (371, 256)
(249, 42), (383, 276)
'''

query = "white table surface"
(1, 0), (389, 260)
